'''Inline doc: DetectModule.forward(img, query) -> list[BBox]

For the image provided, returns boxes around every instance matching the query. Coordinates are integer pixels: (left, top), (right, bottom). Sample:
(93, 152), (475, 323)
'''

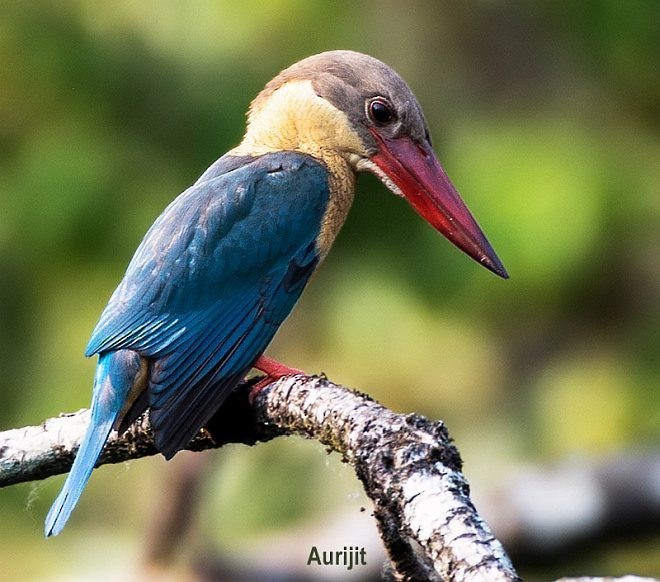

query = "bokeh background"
(1, 1), (658, 580)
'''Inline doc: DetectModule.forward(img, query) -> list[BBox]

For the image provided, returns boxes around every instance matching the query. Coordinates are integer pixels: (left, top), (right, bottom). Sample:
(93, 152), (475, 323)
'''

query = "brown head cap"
(251, 50), (432, 155)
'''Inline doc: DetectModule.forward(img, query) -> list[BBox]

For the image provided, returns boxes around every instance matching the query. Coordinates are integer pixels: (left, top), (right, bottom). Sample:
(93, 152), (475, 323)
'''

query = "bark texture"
(0, 374), (519, 581)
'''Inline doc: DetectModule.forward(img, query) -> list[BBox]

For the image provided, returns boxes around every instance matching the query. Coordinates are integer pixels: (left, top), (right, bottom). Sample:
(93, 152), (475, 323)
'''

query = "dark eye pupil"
(370, 100), (394, 124)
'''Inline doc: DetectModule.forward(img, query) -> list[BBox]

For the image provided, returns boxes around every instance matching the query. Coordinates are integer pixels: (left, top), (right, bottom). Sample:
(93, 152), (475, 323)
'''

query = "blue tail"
(45, 349), (145, 537)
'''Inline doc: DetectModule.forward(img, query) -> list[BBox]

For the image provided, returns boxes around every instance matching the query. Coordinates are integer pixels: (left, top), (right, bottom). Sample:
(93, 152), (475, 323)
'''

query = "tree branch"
(0, 374), (519, 581)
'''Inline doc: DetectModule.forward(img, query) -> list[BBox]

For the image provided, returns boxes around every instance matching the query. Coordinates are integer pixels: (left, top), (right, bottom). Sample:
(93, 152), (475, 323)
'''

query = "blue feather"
(45, 350), (145, 536)
(46, 151), (331, 533)
(83, 152), (329, 457)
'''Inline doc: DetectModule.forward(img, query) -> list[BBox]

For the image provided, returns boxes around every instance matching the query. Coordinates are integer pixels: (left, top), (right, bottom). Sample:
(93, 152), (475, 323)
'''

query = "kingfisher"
(45, 50), (507, 536)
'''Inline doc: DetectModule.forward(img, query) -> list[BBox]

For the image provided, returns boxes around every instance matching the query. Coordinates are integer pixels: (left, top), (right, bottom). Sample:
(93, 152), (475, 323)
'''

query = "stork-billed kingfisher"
(45, 50), (507, 536)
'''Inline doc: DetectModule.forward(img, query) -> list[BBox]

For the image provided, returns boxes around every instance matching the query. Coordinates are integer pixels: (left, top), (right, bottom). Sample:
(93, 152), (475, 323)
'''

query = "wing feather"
(85, 152), (330, 455)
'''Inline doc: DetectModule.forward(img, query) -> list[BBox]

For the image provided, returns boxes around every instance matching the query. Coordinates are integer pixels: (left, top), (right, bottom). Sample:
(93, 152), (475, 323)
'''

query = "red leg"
(254, 355), (305, 378)
(249, 355), (306, 402)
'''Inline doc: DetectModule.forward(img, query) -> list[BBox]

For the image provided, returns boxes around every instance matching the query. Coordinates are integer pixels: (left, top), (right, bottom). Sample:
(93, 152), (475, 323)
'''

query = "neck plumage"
(229, 80), (366, 258)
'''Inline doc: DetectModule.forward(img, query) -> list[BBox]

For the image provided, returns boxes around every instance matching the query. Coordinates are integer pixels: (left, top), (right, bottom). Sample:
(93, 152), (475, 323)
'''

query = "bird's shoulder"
(85, 151), (329, 356)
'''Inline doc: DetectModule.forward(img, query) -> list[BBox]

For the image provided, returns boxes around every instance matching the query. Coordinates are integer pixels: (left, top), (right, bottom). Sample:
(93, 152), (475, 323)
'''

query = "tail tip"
(44, 507), (63, 537)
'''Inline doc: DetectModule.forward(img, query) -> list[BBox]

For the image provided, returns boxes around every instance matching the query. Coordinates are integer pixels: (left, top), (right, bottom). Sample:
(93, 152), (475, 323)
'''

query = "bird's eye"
(368, 98), (396, 125)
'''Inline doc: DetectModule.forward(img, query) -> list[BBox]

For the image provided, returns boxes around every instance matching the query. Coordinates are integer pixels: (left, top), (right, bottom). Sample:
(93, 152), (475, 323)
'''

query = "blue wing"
(85, 152), (329, 457)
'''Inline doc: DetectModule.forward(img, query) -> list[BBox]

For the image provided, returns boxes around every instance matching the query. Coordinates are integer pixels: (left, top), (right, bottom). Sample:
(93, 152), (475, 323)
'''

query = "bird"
(45, 50), (507, 536)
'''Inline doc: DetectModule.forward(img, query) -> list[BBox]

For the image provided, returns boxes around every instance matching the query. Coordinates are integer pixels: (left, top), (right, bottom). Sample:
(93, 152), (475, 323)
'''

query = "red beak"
(370, 131), (508, 279)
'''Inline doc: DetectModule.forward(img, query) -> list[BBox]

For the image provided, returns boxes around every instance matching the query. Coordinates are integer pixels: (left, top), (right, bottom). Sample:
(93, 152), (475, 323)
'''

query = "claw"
(249, 355), (306, 403)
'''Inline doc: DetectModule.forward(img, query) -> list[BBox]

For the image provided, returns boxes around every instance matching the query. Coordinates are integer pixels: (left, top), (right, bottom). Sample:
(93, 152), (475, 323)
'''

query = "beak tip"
(496, 267), (510, 280)
(483, 255), (509, 279)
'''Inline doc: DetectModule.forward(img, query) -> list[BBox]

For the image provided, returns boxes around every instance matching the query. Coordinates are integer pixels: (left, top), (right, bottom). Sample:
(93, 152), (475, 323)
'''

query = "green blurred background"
(1, 1), (658, 580)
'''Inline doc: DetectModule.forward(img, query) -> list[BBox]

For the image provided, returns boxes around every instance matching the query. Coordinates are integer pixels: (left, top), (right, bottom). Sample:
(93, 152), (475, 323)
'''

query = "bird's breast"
(315, 152), (356, 259)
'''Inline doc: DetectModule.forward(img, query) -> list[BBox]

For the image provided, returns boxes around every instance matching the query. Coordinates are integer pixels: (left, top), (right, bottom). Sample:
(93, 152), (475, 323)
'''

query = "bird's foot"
(249, 355), (306, 403)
